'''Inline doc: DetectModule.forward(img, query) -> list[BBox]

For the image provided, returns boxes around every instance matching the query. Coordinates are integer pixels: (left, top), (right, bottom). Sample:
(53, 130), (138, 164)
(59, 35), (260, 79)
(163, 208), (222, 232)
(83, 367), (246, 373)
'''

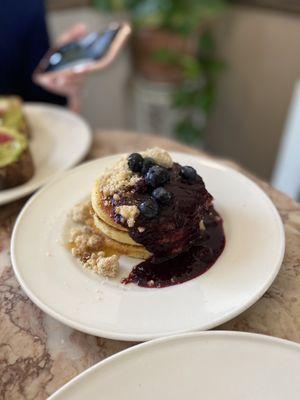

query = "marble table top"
(1, 131), (299, 399)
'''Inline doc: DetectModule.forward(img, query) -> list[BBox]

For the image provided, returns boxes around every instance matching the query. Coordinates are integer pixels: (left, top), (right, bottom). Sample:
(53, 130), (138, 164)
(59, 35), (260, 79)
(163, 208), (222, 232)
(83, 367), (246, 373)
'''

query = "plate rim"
(48, 330), (300, 399)
(11, 152), (285, 341)
(0, 102), (92, 205)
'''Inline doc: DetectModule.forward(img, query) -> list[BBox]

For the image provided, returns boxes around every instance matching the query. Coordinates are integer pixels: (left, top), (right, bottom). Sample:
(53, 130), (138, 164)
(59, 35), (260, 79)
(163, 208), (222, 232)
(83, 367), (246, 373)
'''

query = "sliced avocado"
(3, 108), (24, 131)
(0, 127), (28, 168)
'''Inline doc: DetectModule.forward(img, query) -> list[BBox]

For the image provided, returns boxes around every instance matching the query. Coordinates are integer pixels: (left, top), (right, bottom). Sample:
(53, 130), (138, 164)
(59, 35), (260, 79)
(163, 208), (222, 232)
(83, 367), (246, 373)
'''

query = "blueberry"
(152, 187), (172, 205)
(180, 166), (197, 182)
(128, 153), (143, 173)
(145, 166), (170, 188)
(141, 157), (156, 175)
(139, 199), (159, 218)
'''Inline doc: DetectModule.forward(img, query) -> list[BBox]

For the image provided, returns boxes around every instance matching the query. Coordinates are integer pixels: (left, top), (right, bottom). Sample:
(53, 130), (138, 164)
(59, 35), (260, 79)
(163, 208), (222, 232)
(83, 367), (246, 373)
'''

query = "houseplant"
(93, 0), (226, 144)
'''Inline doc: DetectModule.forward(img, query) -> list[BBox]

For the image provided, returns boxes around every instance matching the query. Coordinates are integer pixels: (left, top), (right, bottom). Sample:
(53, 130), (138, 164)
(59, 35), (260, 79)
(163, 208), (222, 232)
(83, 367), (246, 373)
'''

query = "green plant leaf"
(152, 48), (178, 64)
(199, 85), (216, 113)
(175, 117), (202, 145)
(173, 88), (194, 107)
(179, 56), (202, 79)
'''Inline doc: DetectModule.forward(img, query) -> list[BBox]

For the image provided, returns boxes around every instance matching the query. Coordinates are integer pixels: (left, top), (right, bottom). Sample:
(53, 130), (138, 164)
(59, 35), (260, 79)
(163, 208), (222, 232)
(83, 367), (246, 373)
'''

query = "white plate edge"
(48, 330), (300, 400)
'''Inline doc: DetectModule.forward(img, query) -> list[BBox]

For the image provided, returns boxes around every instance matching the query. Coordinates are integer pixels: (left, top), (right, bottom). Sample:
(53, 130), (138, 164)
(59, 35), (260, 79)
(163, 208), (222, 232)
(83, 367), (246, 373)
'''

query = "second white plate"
(49, 331), (300, 399)
(0, 103), (92, 205)
(11, 153), (285, 341)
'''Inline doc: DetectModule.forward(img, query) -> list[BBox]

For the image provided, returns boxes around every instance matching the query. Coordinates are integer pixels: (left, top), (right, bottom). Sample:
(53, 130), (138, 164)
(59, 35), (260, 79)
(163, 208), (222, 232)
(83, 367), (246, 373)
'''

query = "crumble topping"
(71, 201), (94, 225)
(97, 255), (119, 278)
(115, 205), (140, 228)
(69, 201), (119, 278)
(99, 148), (173, 199)
(83, 252), (119, 278)
(100, 157), (141, 198)
(96, 148), (173, 229)
(70, 226), (103, 259)
(141, 147), (173, 168)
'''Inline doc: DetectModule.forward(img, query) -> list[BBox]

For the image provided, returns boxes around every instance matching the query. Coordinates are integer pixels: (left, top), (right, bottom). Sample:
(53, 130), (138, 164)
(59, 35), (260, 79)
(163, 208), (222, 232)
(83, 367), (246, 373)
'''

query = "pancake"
(91, 178), (127, 232)
(103, 232), (151, 259)
(92, 178), (151, 259)
(93, 213), (140, 247)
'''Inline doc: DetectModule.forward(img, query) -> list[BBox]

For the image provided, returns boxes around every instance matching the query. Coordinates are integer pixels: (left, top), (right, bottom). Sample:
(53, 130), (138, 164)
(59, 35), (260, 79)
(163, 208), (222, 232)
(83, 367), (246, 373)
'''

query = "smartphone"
(35, 22), (131, 77)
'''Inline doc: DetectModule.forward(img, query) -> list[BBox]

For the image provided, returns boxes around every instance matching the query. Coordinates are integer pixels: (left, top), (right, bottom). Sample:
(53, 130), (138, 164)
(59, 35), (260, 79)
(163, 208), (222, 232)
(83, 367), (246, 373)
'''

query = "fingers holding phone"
(33, 22), (131, 112)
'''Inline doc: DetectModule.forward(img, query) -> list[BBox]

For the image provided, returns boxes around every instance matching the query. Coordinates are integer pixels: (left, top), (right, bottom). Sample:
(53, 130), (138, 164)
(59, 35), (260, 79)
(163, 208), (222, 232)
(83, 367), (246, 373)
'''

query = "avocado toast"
(0, 126), (34, 190)
(0, 96), (31, 138)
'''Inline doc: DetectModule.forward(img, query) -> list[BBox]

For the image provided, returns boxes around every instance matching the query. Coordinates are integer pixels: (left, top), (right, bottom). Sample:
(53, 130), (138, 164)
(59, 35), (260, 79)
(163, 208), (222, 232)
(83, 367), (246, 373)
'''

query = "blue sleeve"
(23, 0), (67, 104)
(0, 0), (66, 104)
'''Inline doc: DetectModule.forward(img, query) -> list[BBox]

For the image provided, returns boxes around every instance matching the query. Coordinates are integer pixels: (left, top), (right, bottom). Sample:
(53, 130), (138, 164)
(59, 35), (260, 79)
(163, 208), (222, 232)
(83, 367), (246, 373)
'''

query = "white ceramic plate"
(0, 103), (92, 205)
(11, 153), (285, 341)
(49, 331), (300, 399)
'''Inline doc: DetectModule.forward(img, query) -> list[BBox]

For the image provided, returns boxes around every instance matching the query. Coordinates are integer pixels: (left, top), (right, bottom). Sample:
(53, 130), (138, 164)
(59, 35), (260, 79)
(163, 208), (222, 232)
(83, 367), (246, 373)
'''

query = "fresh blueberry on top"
(145, 166), (170, 188)
(128, 153), (144, 173)
(139, 198), (159, 218)
(141, 157), (156, 175)
(152, 187), (172, 205)
(180, 166), (197, 182)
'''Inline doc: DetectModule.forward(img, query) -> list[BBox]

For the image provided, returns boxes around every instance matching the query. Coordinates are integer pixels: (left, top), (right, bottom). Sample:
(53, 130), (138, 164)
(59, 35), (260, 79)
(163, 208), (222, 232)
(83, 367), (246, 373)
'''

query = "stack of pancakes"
(91, 178), (151, 260)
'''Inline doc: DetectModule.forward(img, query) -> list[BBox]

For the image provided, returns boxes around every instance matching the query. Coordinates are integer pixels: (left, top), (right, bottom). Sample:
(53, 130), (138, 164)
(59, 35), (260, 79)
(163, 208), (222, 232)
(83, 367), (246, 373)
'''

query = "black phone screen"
(44, 26), (120, 73)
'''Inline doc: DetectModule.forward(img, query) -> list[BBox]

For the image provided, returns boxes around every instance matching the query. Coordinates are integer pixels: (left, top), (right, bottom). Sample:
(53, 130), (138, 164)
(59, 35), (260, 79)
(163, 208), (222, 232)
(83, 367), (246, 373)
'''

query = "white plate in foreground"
(49, 331), (300, 399)
(0, 103), (92, 205)
(11, 153), (284, 341)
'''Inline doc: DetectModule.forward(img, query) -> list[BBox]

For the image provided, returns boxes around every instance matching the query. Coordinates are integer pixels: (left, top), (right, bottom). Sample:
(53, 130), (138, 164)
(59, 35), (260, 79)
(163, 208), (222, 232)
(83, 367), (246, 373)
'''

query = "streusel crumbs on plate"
(68, 201), (119, 278)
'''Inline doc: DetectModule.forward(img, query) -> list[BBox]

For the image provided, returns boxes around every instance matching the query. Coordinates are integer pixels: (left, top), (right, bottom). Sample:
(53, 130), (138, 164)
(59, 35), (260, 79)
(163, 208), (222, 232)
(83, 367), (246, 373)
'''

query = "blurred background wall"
(47, 4), (300, 181)
(206, 6), (300, 180)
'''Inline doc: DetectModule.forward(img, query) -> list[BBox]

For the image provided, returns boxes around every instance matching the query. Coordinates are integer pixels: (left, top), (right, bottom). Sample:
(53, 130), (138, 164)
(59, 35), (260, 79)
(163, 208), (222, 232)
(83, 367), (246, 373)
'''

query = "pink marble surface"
(1, 131), (299, 399)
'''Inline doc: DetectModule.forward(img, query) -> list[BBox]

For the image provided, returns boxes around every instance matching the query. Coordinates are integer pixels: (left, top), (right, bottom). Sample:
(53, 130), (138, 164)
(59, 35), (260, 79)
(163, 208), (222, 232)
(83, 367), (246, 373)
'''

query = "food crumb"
(199, 220), (206, 231)
(68, 201), (120, 278)
(83, 251), (119, 278)
(71, 201), (92, 224)
(99, 157), (141, 198)
(142, 147), (173, 168)
(116, 205), (140, 228)
(97, 255), (119, 278)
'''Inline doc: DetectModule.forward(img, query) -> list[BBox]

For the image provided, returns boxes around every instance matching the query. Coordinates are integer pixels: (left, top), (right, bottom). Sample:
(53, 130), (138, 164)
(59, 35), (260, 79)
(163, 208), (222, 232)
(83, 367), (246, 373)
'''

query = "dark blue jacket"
(0, 0), (66, 104)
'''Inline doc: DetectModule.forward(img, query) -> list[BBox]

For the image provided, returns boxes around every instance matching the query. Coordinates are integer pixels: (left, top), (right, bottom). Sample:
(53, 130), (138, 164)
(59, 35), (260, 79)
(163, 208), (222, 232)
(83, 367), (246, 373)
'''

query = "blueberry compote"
(115, 161), (225, 288)
(123, 209), (225, 288)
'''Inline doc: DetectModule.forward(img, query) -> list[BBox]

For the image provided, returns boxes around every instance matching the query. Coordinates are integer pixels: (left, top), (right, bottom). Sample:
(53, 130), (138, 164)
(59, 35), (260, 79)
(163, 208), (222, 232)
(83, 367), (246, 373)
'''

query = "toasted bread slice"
(0, 126), (34, 190)
(0, 147), (34, 190)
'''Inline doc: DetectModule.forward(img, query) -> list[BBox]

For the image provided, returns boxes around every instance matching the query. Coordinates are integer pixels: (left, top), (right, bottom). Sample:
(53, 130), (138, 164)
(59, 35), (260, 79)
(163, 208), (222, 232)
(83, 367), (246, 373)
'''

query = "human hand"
(34, 23), (88, 113)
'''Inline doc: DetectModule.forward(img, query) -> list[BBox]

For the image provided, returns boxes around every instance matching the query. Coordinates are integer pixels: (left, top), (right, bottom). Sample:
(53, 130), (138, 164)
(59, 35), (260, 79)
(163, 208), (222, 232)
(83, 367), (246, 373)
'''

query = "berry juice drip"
(123, 209), (225, 288)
